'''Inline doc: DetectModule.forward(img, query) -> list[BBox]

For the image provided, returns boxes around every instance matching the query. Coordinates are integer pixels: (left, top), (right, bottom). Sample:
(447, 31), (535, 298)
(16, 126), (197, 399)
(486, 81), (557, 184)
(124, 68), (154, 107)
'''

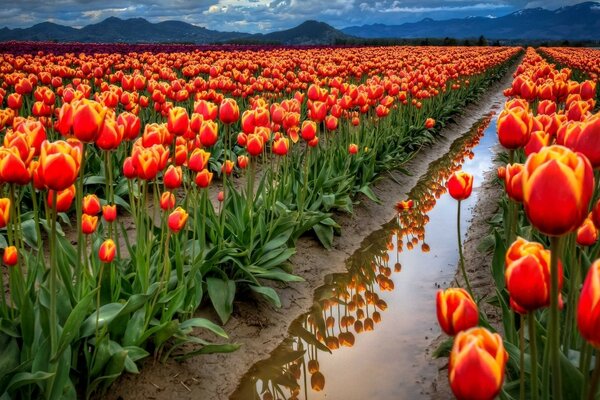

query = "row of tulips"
(0, 44), (519, 399)
(435, 47), (600, 400)
(233, 112), (493, 400)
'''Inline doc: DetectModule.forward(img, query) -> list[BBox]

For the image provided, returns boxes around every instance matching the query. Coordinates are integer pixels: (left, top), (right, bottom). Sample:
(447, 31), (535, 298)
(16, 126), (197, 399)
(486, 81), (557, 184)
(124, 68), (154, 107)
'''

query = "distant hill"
(0, 16), (251, 44)
(1, 2), (598, 45)
(0, 17), (350, 45)
(342, 2), (600, 41)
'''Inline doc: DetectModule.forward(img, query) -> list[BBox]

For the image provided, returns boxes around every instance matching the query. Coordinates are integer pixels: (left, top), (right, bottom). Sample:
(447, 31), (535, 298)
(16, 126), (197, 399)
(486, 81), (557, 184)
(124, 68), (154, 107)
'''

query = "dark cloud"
(0, 0), (589, 31)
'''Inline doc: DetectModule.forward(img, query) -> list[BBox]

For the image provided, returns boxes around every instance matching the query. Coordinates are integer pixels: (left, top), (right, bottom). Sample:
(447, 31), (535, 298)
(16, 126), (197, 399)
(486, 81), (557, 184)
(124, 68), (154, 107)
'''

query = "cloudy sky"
(0, 0), (588, 31)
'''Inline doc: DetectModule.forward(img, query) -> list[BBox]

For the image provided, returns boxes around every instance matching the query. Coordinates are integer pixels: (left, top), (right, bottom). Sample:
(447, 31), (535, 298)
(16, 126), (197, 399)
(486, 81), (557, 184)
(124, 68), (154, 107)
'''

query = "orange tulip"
(168, 206), (188, 233)
(395, 199), (413, 211)
(425, 118), (435, 129)
(3, 246), (18, 266)
(39, 140), (82, 191)
(524, 130), (550, 157)
(505, 237), (562, 314)
(199, 120), (219, 148)
(246, 133), (264, 156)
(436, 288), (479, 336)
(123, 156), (137, 179)
(96, 117), (124, 151)
(117, 112), (141, 141)
(301, 120), (317, 141)
(0, 198), (10, 228)
(188, 148), (210, 172)
(0, 147), (30, 185)
(7, 93), (22, 110)
(47, 185), (76, 212)
(102, 204), (117, 222)
(163, 165), (183, 189)
(566, 116), (600, 168)
(578, 260), (600, 348)
(449, 327), (508, 400)
(167, 106), (189, 136)
(237, 155), (248, 169)
(348, 143), (358, 155)
(219, 98), (240, 124)
(272, 137), (289, 156)
(99, 239), (116, 263)
(72, 99), (107, 143)
(160, 191), (176, 211)
(82, 194), (101, 215)
(497, 107), (532, 150)
(195, 169), (213, 188)
(325, 115), (338, 131)
(504, 163), (525, 203)
(446, 171), (473, 200)
(577, 217), (598, 247)
(81, 214), (99, 235)
(222, 159), (234, 175)
(522, 145), (594, 236)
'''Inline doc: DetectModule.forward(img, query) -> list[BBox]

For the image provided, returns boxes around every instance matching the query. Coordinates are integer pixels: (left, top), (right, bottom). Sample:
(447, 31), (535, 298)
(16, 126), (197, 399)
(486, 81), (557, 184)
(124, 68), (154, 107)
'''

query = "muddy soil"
(106, 64), (517, 400)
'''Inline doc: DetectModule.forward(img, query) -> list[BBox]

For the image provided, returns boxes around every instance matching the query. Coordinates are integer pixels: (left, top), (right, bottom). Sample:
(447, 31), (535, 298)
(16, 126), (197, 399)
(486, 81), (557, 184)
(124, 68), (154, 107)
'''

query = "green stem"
(588, 351), (600, 400)
(520, 314), (526, 400)
(529, 313), (539, 400)
(76, 144), (87, 299)
(457, 200), (473, 296)
(549, 235), (563, 400)
(46, 191), (58, 399)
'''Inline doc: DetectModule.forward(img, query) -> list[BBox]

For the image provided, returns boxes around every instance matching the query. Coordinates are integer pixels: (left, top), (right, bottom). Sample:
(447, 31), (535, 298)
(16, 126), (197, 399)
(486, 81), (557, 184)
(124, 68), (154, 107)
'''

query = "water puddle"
(231, 107), (500, 400)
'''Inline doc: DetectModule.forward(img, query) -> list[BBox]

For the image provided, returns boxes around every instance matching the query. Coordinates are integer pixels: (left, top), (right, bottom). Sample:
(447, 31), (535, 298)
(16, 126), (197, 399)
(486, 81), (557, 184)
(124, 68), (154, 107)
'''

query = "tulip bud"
(578, 260), (600, 348)
(81, 214), (99, 235)
(219, 98), (240, 124)
(48, 185), (76, 212)
(505, 237), (563, 314)
(237, 155), (249, 169)
(39, 140), (82, 191)
(522, 145), (594, 236)
(504, 163), (525, 203)
(188, 148), (211, 172)
(199, 120), (219, 148)
(577, 217), (598, 247)
(3, 245), (18, 266)
(497, 107), (532, 150)
(222, 160), (234, 175)
(195, 169), (213, 188)
(99, 239), (116, 263)
(301, 120), (317, 142)
(246, 133), (264, 156)
(449, 327), (508, 400)
(82, 194), (101, 216)
(102, 204), (117, 222)
(163, 165), (183, 190)
(167, 107), (189, 136)
(436, 288), (479, 336)
(168, 206), (188, 233)
(425, 118), (435, 129)
(160, 191), (176, 211)
(72, 99), (107, 143)
(446, 171), (473, 201)
(524, 130), (550, 157)
(0, 198), (10, 228)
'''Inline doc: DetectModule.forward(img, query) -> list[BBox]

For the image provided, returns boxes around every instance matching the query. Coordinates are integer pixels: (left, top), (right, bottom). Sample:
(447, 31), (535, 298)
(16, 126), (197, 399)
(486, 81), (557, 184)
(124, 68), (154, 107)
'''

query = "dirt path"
(106, 63), (517, 400)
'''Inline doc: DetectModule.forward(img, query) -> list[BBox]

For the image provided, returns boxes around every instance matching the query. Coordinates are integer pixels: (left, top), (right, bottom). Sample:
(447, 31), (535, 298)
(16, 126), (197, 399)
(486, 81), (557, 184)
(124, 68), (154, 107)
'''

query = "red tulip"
(195, 169), (213, 188)
(578, 260), (600, 348)
(168, 206), (188, 233)
(39, 140), (82, 191)
(0, 198), (10, 228)
(577, 217), (598, 246)
(199, 120), (219, 148)
(102, 204), (117, 222)
(505, 237), (562, 314)
(497, 107), (532, 150)
(81, 214), (99, 235)
(167, 107), (189, 136)
(436, 288), (479, 336)
(99, 239), (116, 263)
(3, 246), (18, 266)
(160, 191), (176, 211)
(446, 171), (473, 200)
(72, 99), (107, 143)
(449, 327), (508, 400)
(82, 194), (101, 215)
(163, 165), (183, 189)
(47, 185), (76, 212)
(522, 145), (594, 236)
(219, 98), (240, 124)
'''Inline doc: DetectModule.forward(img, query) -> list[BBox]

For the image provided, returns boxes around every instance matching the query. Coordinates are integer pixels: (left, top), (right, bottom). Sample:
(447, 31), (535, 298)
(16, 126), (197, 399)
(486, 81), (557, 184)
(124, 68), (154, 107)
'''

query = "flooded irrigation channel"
(231, 110), (500, 400)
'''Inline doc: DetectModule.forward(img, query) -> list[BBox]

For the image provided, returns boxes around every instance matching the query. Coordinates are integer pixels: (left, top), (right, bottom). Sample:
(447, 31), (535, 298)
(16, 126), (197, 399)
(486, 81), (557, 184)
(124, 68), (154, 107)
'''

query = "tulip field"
(6, 40), (600, 400)
(435, 46), (600, 400)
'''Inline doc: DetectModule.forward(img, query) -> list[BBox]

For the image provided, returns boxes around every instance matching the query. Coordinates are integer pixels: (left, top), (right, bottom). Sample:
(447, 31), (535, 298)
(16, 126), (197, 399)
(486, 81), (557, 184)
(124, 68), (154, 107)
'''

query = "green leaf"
(174, 343), (240, 361)
(179, 318), (228, 339)
(313, 223), (334, 249)
(253, 268), (304, 282)
(54, 289), (97, 361)
(432, 337), (454, 358)
(7, 371), (54, 392)
(207, 277), (236, 324)
(560, 350), (583, 399)
(358, 185), (381, 203)
(492, 230), (507, 291)
(249, 285), (281, 308)
(81, 303), (124, 337)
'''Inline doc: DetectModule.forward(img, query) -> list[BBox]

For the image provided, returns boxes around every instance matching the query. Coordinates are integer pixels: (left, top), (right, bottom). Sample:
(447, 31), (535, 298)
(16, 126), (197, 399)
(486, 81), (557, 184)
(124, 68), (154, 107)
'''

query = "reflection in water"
(231, 113), (495, 400)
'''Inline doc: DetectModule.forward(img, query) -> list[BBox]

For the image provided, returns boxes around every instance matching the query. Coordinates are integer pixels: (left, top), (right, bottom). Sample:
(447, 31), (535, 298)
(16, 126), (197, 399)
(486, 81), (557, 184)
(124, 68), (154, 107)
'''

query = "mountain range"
(0, 2), (599, 44)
